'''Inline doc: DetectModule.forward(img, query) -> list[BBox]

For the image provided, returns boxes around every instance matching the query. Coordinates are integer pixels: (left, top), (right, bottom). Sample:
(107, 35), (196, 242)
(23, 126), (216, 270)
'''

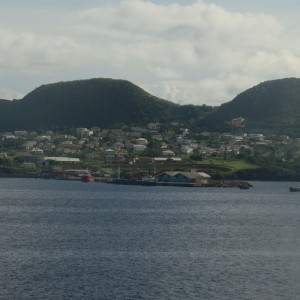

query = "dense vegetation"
(1, 77), (300, 136)
(0, 78), (213, 131)
(201, 78), (300, 135)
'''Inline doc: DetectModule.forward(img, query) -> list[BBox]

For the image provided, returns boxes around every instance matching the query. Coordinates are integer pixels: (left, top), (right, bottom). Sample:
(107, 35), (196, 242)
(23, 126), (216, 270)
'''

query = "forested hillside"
(0, 78), (212, 130)
(201, 78), (300, 134)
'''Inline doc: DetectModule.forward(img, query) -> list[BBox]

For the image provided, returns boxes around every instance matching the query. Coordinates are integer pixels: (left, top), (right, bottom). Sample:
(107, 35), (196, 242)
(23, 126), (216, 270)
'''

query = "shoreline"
(0, 174), (253, 189)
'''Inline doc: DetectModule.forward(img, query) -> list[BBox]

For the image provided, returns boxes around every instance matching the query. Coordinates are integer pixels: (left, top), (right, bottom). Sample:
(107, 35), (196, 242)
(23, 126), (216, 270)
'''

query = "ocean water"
(0, 178), (299, 299)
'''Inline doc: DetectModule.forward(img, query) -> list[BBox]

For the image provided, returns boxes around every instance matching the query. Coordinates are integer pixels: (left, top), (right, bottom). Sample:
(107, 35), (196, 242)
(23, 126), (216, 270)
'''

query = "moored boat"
(111, 178), (156, 186)
(81, 174), (94, 182)
(289, 187), (300, 192)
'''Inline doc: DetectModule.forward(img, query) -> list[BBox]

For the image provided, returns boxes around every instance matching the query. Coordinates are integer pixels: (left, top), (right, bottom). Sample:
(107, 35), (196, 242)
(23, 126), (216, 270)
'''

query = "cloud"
(0, 0), (300, 105)
(148, 66), (182, 79)
(142, 74), (258, 106)
(0, 87), (23, 100)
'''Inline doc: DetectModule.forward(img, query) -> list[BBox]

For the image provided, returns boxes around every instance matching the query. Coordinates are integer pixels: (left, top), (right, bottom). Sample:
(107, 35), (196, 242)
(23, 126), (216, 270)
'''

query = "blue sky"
(0, 0), (300, 106)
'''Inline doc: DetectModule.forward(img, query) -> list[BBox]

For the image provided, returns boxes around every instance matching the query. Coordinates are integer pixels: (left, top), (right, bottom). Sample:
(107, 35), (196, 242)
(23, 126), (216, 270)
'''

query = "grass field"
(197, 159), (259, 174)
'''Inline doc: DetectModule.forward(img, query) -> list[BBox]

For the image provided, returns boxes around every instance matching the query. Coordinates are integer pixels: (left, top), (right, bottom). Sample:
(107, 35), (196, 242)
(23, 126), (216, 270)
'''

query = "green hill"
(0, 78), (212, 131)
(201, 78), (300, 134)
(17, 78), (177, 129)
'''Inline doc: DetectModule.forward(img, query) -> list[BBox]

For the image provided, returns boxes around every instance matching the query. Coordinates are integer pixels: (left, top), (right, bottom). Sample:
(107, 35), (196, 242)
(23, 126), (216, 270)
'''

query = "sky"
(1, 0), (300, 106)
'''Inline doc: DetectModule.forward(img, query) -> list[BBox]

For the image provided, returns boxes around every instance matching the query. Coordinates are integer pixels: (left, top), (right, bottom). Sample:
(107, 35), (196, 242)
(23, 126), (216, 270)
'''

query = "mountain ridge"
(1, 77), (300, 134)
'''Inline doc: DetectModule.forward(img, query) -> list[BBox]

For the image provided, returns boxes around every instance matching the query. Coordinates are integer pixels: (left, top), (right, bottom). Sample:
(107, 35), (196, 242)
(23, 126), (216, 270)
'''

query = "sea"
(0, 178), (299, 300)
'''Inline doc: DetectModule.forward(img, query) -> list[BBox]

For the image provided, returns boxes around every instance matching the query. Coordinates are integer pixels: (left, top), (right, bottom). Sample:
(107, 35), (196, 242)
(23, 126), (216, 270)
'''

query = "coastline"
(0, 174), (253, 189)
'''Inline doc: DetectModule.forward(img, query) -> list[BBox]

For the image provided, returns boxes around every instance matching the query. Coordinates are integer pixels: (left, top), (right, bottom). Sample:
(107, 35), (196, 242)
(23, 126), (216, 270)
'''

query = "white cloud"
(0, 87), (23, 100)
(142, 74), (258, 106)
(0, 0), (300, 105)
(148, 66), (182, 79)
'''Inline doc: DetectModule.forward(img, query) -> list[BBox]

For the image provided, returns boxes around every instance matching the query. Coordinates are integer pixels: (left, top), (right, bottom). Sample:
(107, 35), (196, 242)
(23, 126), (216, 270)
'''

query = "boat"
(81, 174), (94, 182)
(110, 166), (156, 186)
(289, 187), (300, 192)
(111, 178), (156, 186)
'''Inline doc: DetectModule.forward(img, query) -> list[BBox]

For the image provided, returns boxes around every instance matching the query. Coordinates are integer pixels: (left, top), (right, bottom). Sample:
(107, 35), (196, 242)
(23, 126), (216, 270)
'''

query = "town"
(0, 117), (299, 183)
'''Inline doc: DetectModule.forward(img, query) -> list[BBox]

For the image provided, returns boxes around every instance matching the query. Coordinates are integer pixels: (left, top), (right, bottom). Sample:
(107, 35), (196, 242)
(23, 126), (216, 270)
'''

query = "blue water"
(0, 179), (299, 299)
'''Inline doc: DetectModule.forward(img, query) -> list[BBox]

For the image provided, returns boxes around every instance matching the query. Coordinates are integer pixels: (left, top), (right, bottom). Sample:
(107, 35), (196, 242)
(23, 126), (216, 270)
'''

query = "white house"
(162, 150), (175, 156)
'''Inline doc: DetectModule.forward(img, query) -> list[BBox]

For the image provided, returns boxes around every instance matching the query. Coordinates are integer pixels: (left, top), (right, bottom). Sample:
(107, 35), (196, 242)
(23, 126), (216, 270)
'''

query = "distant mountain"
(0, 78), (212, 131)
(201, 78), (300, 134)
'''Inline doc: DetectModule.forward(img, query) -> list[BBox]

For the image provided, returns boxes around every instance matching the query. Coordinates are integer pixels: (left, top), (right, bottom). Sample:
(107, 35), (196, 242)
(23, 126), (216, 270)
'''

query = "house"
(153, 157), (182, 163)
(91, 127), (101, 134)
(44, 157), (80, 163)
(97, 169), (113, 178)
(109, 129), (124, 137)
(113, 142), (124, 150)
(229, 117), (246, 128)
(31, 148), (44, 154)
(0, 152), (7, 157)
(180, 128), (190, 135)
(105, 149), (116, 156)
(147, 123), (160, 130)
(176, 135), (185, 144)
(3, 134), (16, 139)
(137, 156), (154, 163)
(36, 135), (51, 142)
(130, 131), (142, 138)
(135, 138), (148, 145)
(181, 146), (194, 155)
(14, 130), (28, 136)
(248, 133), (264, 141)
(41, 143), (55, 151)
(133, 144), (147, 152)
(76, 128), (93, 137)
(162, 150), (175, 156)
(24, 141), (37, 149)
(151, 134), (163, 141)
(155, 171), (211, 185)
